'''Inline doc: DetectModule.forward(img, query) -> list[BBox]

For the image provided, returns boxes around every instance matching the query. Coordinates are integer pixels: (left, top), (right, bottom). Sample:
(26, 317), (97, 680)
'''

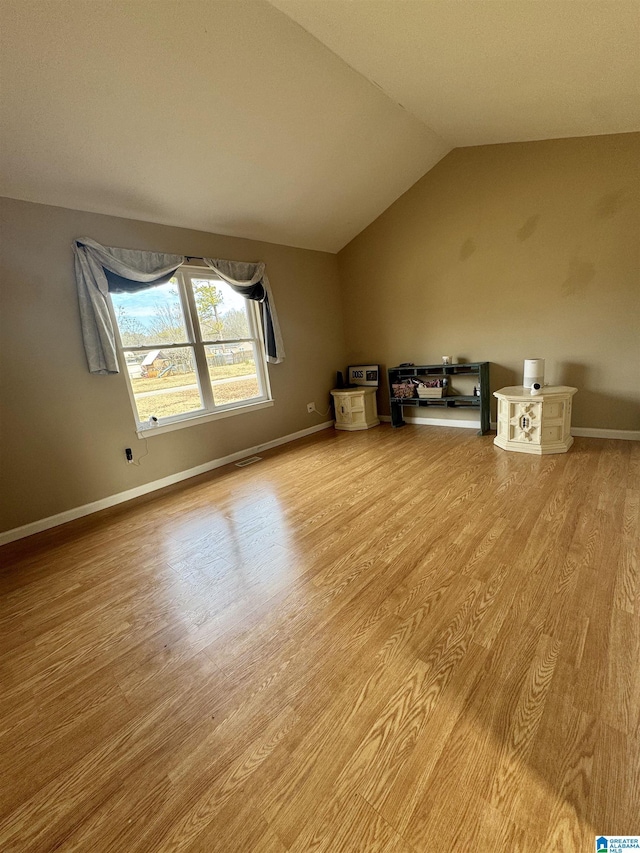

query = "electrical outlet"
(307, 402), (315, 413)
(125, 448), (133, 463)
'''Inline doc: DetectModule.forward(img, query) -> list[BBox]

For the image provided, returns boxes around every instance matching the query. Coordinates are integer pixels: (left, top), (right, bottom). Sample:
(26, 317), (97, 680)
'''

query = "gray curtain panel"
(73, 237), (183, 374)
(202, 258), (285, 364)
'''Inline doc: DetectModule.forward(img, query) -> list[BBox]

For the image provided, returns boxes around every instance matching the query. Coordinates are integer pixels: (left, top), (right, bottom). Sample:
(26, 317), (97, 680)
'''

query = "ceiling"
(270, 0), (640, 146)
(1, 1), (638, 253)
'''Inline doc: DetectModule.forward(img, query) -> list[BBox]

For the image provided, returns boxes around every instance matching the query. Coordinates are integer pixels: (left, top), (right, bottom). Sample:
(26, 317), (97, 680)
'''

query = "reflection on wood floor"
(0, 424), (638, 852)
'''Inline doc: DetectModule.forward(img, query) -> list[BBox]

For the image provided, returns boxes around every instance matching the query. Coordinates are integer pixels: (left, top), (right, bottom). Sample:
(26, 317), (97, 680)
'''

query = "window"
(109, 268), (272, 432)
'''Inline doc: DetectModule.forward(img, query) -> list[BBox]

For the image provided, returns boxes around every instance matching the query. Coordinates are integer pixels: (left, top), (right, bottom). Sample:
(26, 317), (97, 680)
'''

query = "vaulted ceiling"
(1, 1), (638, 252)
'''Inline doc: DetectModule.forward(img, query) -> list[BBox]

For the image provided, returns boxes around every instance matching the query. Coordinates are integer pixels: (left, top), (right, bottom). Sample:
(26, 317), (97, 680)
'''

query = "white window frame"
(108, 267), (273, 438)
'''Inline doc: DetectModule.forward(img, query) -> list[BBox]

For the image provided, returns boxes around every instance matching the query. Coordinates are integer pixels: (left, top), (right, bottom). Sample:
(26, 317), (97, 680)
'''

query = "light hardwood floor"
(0, 425), (638, 852)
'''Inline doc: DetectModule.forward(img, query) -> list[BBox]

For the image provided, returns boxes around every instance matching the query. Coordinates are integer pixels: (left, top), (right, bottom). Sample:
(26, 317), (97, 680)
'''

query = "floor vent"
(234, 455), (262, 468)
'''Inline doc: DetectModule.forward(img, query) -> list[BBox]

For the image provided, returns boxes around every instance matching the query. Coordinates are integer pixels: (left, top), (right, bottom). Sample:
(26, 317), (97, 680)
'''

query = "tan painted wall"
(338, 133), (640, 430)
(0, 198), (345, 533)
(2, 134), (638, 535)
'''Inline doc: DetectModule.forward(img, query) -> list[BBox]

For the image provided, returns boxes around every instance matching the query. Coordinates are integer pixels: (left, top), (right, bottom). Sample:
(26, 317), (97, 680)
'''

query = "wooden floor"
(0, 425), (638, 852)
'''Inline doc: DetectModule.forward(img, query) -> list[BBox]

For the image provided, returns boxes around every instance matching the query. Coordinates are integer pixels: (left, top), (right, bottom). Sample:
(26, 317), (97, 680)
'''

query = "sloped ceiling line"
(1, 0), (638, 253)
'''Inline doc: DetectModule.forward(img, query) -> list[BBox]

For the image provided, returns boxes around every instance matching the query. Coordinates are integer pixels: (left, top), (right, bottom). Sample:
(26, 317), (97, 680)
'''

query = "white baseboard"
(0, 421), (334, 547)
(570, 426), (640, 441)
(380, 414), (480, 429)
(3, 417), (637, 547)
(382, 415), (639, 441)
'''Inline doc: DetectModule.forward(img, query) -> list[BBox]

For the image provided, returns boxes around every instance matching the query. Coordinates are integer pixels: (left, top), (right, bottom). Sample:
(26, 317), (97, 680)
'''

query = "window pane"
(205, 343), (260, 406)
(192, 278), (250, 341)
(126, 347), (203, 421)
(111, 280), (189, 346)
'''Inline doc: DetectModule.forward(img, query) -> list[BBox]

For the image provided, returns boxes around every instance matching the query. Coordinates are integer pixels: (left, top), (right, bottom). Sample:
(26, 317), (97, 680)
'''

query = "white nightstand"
(330, 387), (380, 431)
(494, 385), (577, 455)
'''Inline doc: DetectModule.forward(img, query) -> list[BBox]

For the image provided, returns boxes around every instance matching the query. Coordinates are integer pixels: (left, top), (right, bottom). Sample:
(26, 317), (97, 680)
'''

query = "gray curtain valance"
(73, 237), (285, 374)
(202, 258), (285, 365)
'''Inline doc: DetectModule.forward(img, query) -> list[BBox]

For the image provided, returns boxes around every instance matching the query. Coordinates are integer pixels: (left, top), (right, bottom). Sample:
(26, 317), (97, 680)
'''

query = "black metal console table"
(388, 362), (491, 435)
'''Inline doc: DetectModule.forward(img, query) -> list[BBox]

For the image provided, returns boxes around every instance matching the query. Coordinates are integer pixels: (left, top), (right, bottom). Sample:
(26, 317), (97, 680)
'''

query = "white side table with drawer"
(494, 385), (577, 454)
(330, 387), (380, 431)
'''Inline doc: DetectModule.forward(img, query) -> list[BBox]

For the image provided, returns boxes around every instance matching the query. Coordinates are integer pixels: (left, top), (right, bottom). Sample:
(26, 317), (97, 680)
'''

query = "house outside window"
(109, 268), (272, 432)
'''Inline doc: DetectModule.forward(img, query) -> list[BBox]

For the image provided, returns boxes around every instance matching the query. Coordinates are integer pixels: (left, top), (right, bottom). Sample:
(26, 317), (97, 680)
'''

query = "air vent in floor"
(234, 456), (262, 467)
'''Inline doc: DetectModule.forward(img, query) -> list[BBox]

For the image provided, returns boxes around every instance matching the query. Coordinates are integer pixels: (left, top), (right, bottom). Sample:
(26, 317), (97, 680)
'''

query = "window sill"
(136, 399), (274, 439)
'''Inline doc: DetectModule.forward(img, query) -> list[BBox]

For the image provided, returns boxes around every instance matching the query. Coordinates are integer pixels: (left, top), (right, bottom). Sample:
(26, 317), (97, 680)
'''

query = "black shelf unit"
(388, 362), (491, 435)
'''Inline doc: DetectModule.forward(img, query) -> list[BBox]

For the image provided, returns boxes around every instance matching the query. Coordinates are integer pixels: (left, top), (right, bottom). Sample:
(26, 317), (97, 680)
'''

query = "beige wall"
(0, 198), (345, 533)
(338, 133), (640, 430)
(2, 133), (638, 535)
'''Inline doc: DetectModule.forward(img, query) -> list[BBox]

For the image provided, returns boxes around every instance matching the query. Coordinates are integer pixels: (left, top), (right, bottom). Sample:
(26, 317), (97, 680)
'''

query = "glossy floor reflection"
(0, 425), (638, 852)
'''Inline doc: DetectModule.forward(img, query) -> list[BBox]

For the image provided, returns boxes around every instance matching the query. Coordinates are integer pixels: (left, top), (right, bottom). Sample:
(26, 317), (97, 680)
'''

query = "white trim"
(110, 268), (272, 435)
(383, 415), (640, 441)
(380, 414), (480, 429)
(137, 400), (274, 438)
(0, 421), (334, 546)
(570, 427), (640, 441)
(4, 418), (637, 547)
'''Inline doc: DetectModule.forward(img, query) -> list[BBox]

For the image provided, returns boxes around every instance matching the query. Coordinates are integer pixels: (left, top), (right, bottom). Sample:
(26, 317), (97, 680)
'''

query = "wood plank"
(0, 426), (637, 852)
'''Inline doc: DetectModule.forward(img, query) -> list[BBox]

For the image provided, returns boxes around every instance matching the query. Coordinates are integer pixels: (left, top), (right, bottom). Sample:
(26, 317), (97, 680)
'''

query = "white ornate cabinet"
(330, 387), (380, 431)
(493, 385), (577, 454)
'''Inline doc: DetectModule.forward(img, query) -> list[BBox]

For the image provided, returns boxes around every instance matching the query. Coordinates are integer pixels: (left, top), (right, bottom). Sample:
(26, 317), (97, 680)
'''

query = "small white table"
(493, 385), (577, 455)
(331, 387), (380, 431)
